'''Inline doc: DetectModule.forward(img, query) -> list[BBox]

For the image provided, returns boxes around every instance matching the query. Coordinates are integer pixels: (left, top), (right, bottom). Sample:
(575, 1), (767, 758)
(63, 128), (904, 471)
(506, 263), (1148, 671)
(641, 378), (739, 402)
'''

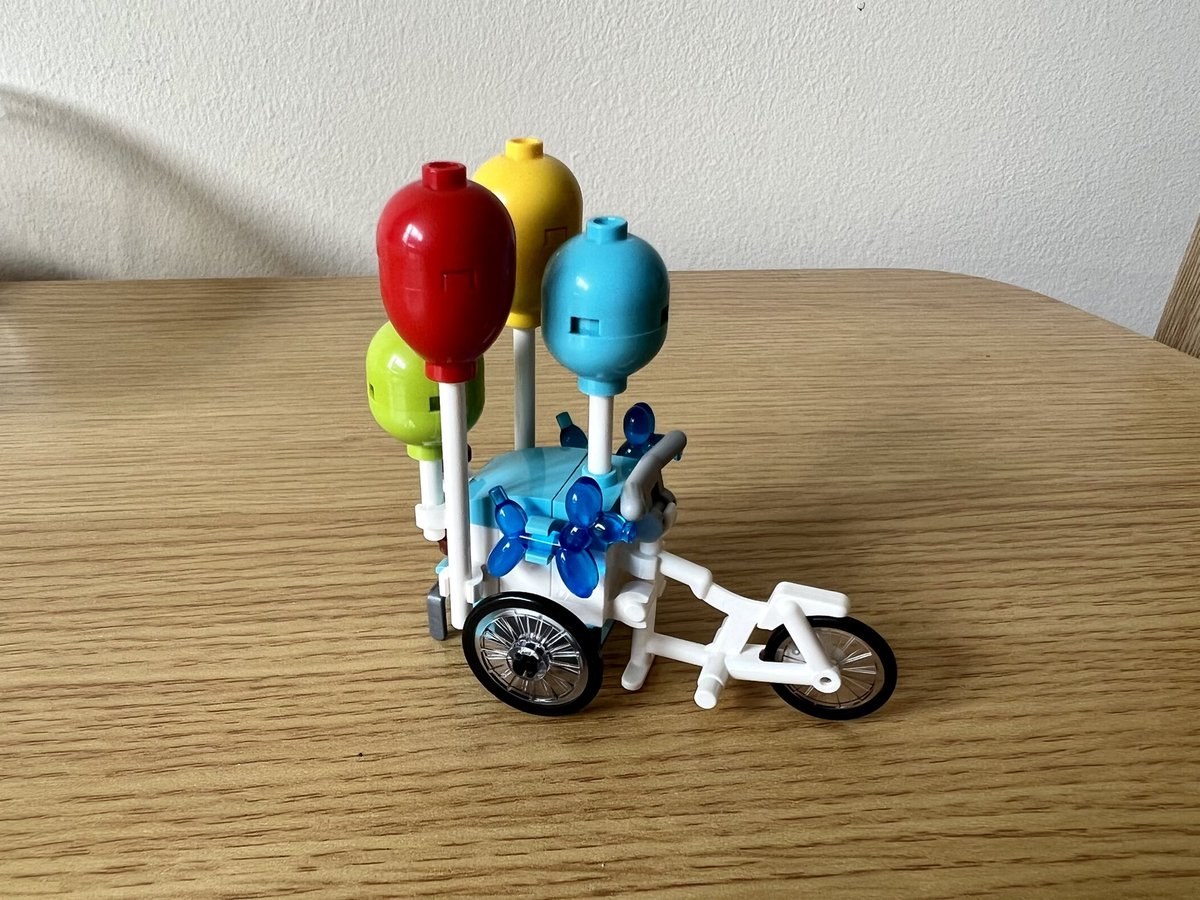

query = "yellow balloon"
(474, 138), (583, 330)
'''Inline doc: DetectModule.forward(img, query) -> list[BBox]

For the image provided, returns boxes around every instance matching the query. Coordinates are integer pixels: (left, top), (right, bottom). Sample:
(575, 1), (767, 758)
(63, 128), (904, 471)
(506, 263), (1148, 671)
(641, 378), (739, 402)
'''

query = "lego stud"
(422, 161), (467, 191)
(586, 216), (628, 244)
(505, 137), (544, 160)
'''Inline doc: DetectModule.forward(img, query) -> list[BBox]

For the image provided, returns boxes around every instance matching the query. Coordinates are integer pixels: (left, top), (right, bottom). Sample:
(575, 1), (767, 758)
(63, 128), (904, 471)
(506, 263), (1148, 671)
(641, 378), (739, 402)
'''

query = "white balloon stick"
(439, 380), (471, 629)
(513, 327), (536, 450)
(587, 393), (614, 476)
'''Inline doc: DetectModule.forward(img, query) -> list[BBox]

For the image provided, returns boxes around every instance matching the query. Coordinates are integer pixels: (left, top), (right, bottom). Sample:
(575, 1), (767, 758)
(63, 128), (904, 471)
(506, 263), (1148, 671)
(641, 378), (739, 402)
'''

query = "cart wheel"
(462, 592), (602, 717)
(763, 616), (897, 720)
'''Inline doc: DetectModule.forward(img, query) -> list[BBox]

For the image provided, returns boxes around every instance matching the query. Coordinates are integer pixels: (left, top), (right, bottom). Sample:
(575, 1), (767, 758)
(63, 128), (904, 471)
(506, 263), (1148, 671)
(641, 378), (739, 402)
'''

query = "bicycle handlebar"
(620, 430), (688, 521)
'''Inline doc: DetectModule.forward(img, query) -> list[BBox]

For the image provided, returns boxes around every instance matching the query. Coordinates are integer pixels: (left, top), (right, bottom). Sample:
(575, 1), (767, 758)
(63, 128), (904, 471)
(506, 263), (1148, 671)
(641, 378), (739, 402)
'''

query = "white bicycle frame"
(619, 550), (851, 709)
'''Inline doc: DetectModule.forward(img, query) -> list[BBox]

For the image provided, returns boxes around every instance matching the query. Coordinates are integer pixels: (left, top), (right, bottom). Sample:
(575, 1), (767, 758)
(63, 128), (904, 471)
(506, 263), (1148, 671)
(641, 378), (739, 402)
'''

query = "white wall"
(2, 0), (1196, 335)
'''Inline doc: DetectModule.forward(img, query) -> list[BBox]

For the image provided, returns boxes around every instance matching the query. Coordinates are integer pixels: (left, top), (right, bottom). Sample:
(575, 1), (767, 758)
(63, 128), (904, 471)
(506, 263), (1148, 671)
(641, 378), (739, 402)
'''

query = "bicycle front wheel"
(763, 616), (897, 720)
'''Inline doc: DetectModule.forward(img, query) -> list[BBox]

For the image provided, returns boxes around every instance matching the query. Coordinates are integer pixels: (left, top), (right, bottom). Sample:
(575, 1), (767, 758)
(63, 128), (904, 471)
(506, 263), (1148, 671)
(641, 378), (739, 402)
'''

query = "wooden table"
(3, 272), (1199, 897)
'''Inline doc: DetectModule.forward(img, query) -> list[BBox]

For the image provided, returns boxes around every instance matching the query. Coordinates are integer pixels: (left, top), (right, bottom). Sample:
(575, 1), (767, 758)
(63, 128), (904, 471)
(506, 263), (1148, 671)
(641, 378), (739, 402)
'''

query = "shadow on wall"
(0, 87), (303, 281)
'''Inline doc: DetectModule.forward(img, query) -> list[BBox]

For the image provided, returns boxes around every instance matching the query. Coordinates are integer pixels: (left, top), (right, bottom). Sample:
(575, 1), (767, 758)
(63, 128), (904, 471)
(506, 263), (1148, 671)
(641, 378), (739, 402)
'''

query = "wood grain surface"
(2, 271), (1199, 898)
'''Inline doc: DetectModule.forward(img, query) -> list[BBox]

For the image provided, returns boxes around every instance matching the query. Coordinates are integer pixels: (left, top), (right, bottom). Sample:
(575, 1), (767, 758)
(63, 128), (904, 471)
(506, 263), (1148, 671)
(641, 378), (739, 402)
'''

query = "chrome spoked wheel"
(764, 616), (897, 720)
(462, 593), (602, 716)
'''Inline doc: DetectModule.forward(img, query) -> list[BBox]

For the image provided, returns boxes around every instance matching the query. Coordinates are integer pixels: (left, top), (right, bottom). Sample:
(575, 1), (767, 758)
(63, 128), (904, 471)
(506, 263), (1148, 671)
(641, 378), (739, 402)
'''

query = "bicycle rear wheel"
(462, 592), (602, 717)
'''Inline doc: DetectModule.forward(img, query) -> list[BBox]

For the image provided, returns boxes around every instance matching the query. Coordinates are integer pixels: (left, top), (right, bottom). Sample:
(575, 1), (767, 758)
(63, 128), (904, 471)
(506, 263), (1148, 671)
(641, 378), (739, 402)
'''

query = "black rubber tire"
(462, 592), (603, 717)
(763, 616), (897, 720)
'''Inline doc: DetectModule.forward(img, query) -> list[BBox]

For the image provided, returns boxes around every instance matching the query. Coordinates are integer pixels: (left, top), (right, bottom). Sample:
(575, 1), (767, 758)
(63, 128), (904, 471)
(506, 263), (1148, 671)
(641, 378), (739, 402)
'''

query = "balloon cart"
(366, 141), (897, 718)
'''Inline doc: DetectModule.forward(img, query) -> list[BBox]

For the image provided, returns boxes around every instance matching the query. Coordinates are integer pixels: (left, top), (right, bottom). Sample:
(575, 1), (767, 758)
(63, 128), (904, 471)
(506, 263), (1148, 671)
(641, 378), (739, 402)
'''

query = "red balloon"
(377, 162), (516, 383)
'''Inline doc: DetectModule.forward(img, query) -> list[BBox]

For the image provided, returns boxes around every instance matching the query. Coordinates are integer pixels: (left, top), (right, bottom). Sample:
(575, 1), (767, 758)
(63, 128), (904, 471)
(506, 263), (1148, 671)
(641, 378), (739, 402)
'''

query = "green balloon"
(366, 322), (485, 460)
